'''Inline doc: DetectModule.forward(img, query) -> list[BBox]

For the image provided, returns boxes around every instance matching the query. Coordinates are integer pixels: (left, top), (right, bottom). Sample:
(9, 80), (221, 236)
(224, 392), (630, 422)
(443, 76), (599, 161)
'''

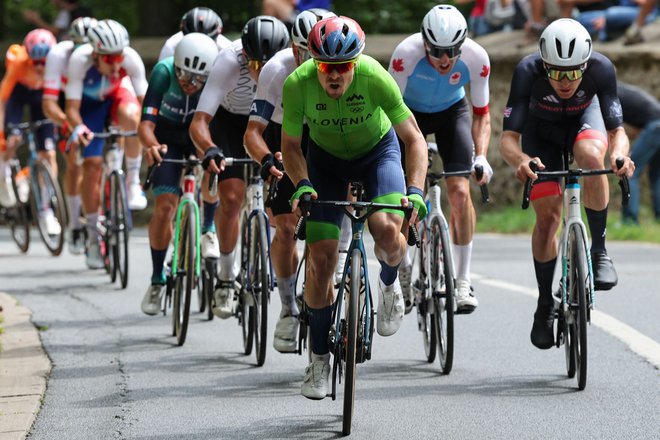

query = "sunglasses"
(314, 59), (357, 75)
(32, 59), (46, 66)
(248, 60), (265, 71)
(545, 65), (586, 81)
(174, 67), (208, 86)
(100, 53), (124, 64)
(426, 43), (462, 60)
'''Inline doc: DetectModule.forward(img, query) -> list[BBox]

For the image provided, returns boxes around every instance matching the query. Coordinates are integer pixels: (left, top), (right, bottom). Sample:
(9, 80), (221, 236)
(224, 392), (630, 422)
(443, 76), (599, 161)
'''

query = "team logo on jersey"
(480, 65), (490, 77)
(346, 93), (365, 102)
(349, 106), (364, 113)
(316, 103), (327, 110)
(449, 72), (461, 85)
(542, 95), (560, 104)
(503, 106), (512, 118)
(391, 58), (404, 72)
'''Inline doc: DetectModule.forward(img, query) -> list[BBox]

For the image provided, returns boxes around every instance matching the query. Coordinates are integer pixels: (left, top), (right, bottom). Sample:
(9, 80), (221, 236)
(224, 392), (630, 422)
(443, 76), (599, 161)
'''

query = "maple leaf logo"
(480, 65), (490, 77)
(392, 58), (404, 72)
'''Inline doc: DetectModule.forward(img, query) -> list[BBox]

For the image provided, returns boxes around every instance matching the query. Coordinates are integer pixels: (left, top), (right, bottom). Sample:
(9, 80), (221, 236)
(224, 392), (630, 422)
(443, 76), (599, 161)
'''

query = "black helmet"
(181, 7), (222, 39)
(241, 15), (289, 62)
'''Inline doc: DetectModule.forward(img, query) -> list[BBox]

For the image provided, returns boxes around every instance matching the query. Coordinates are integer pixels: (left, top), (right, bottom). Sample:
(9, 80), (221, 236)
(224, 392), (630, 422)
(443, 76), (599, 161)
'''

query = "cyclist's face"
(425, 43), (459, 75)
(315, 60), (356, 100)
(94, 52), (124, 78)
(548, 76), (582, 100)
(31, 58), (46, 76)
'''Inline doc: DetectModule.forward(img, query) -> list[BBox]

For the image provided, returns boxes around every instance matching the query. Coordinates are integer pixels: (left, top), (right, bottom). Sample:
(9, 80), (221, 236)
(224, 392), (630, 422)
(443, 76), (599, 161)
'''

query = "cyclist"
(139, 33), (219, 315)
(388, 4), (493, 315)
(499, 18), (635, 349)
(190, 15), (289, 319)
(279, 16), (427, 399)
(158, 6), (231, 61)
(65, 19), (148, 269)
(244, 8), (336, 352)
(42, 16), (97, 254)
(0, 29), (61, 234)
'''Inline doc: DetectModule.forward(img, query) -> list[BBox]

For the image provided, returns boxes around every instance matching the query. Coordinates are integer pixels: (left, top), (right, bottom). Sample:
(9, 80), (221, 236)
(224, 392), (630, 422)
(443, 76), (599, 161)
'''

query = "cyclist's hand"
(7, 134), (22, 150)
(472, 155), (493, 184)
(260, 152), (284, 181)
(202, 146), (225, 174)
(70, 124), (93, 147)
(146, 144), (167, 166)
(516, 157), (544, 182)
(611, 155), (635, 178)
(290, 179), (317, 213)
(402, 186), (427, 223)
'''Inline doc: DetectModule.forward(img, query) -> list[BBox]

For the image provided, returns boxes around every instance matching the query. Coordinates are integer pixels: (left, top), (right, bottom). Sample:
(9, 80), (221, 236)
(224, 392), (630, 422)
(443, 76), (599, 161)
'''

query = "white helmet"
(539, 19), (592, 67)
(174, 33), (218, 76)
(421, 5), (468, 48)
(291, 9), (336, 50)
(69, 17), (98, 45)
(88, 19), (129, 54)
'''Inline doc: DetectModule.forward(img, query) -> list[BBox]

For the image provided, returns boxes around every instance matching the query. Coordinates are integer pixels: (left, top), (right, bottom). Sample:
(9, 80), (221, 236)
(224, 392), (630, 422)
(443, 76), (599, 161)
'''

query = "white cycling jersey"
(158, 31), (232, 61)
(65, 44), (148, 101)
(388, 34), (490, 114)
(43, 40), (75, 100)
(196, 39), (256, 117)
(249, 48), (295, 125)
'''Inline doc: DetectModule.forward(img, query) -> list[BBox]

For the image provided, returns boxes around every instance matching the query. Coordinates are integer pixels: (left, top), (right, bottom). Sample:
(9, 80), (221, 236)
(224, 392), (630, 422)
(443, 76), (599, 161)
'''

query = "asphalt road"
(1, 229), (658, 440)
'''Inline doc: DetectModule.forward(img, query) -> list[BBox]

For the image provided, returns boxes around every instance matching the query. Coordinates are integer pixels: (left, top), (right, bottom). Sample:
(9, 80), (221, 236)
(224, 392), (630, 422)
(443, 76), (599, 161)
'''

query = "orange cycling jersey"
(0, 44), (43, 102)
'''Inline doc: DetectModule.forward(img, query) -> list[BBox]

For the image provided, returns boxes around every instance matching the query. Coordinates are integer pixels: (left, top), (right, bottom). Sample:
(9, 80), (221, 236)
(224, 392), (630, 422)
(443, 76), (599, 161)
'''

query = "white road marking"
(473, 273), (660, 369)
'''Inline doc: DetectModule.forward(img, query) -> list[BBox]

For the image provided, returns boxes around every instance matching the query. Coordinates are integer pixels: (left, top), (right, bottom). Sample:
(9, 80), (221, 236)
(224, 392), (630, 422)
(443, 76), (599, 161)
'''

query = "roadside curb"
(0, 292), (51, 440)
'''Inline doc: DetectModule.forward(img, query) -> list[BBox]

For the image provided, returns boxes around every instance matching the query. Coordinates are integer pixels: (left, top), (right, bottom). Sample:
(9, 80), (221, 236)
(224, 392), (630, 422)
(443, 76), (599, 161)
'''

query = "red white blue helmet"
(23, 28), (56, 60)
(69, 17), (98, 45)
(307, 16), (365, 62)
(88, 19), (129, 54)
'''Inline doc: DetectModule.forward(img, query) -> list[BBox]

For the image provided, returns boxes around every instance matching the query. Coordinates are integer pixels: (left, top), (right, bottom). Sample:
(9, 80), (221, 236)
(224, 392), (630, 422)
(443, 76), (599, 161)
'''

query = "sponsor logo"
(569, 196), (578, 205)
(542, 95), (560, 104)
(316, 103), (327, 110)
(349, 106), (363, 113)
(480, 65), (490, 77)
(503, 107), (512, 118)
(391, 58), (404, 72)
(346, 93), (364, 102)
(449, 72), (461, 85)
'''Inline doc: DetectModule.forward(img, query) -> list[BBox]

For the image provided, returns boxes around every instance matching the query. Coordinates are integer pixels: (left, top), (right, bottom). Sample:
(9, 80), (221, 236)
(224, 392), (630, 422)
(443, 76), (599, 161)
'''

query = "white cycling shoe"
(0, 177), (16, 208)
(41, 210), (62, 236)
(201, 231), (220, 259)
(301, 357), (330, 400)
(85, 239), (105, 270)
(377, 275), (404, 337)
(398, 264), (413, 315)
(212, 281), (237, 319)
(141, 284), (165, 316)
(273, 315), (299, 353)
(455, 278), (478, 314)
(127, 183), (147, 211)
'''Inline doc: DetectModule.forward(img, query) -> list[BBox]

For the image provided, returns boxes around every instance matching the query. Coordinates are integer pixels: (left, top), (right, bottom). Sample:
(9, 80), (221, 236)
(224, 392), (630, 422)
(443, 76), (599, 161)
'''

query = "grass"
(477, 206), (660, 243)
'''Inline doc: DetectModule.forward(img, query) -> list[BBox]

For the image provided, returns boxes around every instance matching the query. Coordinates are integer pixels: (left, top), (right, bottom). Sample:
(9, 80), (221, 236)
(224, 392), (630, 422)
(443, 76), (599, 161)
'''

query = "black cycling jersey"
(617, 81), (660, 129)
(503, 51), (623, 133)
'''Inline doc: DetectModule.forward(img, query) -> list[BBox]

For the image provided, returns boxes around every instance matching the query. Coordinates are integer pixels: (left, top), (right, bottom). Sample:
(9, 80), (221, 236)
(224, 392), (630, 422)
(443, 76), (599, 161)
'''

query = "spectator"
(618, 82), (660, 224)
(23, 0), (92, 39)
(624, 0), (659, 44)
(262, 0), (332, 27)
(469, 0), (516, 36)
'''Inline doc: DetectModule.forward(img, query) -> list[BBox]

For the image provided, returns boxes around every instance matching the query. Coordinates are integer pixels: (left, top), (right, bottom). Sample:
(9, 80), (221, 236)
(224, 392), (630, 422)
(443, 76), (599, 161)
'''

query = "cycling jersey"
(43, 40), (75, 100)
(196, 39), (256, 117)
(158, 31), (231, 62)
(503, 51), (623, 133)
(617, 82), (660, 128)
(0, 45), (43, 101)
(282, 55), (411, 161)
(141, 57), (200, 125)
(388, 34), (490, 114)
(250, 48), (295, 126)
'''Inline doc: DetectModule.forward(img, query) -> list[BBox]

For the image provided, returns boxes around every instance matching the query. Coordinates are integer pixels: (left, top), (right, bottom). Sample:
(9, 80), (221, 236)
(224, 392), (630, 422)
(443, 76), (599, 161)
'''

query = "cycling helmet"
(23, 28), (56, 60)
(88, 19), (129, 54)
(241, 16), (290, 62)
(68, 17), (98, 45)
(421, 5), (468, 48)
(181, 7), (222, 39)
(539, 18), (592, 67)
(174, 33), (218, 76)
(308, 16), (365, 61)
(291, 9), (336, 50)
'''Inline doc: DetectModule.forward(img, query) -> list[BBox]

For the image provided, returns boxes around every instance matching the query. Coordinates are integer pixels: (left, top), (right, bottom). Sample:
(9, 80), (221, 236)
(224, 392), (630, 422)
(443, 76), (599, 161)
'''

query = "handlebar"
(7, 119), (52, 134)
(427, 164), (490, 204)
(92, 129), (137, 140)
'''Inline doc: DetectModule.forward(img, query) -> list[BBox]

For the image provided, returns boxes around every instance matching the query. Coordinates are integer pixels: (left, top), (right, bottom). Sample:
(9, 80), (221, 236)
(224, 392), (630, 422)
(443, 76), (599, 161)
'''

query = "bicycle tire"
(101, 177), (114, 277)
(111, 172), (130, 288)
(567, 224), (588, 390)
(417, 218), (437, 362)
(31, 161), (66, 256)
(239, 213), (254, 355)
(431, 216), (455, 375)
(252, 215), (270, 367)
(342, 248), (361, 436)
(201, 259), (215, 320)
(9, 165), (30, 253)
(173, 205), (195, 346)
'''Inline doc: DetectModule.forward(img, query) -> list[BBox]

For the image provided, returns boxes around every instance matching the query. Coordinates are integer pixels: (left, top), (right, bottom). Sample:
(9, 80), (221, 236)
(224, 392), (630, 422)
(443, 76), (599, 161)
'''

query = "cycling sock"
(151, 247), (167, 284)
(453, 242), (473, 282)
(270, 225), (276, 245)
(401, 245), (413, 269)
(219, 249), (236, 280)
(534, 257), (557, 307)
(125, 156), (142, 186)
(67, 195), (82, 229)
(85, 213), (98, 239)
(585, 206), (607, 253)
(338, 215), (351, 253)
(311, 352), (330, 364)
(201, 201), (218, 234)
(308, 304), (333, 355)
(277, 274), (299, 317)
(378, 260), (400, 285)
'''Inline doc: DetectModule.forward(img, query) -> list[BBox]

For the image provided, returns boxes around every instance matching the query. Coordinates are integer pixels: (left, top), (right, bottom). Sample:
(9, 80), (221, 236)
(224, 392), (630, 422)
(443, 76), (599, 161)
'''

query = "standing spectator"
(618, 82), (660, 224)
(624, 0), (659, 44)
(23, 0), (92, 39)
(262, 0), (333, 27)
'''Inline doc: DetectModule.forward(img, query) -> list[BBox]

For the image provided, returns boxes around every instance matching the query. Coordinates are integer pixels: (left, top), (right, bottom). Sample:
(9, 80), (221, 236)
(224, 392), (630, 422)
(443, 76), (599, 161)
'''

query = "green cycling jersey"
(141, 57), (200, 125)
(282, 55), (412, 160)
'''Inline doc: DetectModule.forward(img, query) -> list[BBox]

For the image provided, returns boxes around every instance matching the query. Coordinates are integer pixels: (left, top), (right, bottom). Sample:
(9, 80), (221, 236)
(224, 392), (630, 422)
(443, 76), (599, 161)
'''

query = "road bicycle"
(522, 158), (629, 390)
(295, 183), (419, 436)
(5, 119), (66, 255)
(412, 145), (490, 374)
(93, 129), (136, 289)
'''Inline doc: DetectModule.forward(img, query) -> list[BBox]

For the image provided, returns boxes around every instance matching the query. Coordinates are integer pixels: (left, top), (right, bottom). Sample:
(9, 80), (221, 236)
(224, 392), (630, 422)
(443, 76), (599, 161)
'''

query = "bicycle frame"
(171, 173), (201, 280)
(242, 169), (274, 293)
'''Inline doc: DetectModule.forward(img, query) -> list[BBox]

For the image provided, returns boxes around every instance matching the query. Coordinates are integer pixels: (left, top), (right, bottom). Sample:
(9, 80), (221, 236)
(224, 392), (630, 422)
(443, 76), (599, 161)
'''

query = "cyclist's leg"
(30, 89), (58, 175)
(0, 87), (26, 207)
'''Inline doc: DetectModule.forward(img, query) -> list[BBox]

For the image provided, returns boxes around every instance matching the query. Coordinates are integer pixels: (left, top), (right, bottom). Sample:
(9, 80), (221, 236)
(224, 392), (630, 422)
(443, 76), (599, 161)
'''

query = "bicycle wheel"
(239, 213), (254, 355)
(111, 173), (129, 288)
(172, 204), (196, 346)
(251, 215), (270, 367)
(31, 161), (66, 256)
(416, 218), (437, 362)
(101, 178), (114, 276)
(430, 216), (455, 375)
(201, 259), (215, 320)
(9, 165), (30, 252)
(342, 248), (361, 436)
(567, 224), (588, 390)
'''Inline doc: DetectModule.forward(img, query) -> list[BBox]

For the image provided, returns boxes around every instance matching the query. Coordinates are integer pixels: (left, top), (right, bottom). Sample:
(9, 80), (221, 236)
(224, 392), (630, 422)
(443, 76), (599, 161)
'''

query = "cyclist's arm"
(189, 111), (215, 155)
(393, 115), (427, 190)
(42, 99), (67, 127)
(243, 119), (270, 163)
(500, 130), (539, 183)
(281, 131), (307, 187)
(472, 112), (491, 157)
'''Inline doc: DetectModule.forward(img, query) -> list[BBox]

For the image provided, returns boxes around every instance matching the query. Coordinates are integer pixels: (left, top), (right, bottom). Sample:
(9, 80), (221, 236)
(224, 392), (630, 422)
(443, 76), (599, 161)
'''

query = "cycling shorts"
(149, 118), (196, 196)
(305, 127), (406, 243)
(209, 106), (248, 182)
(5, 84), (55, 152)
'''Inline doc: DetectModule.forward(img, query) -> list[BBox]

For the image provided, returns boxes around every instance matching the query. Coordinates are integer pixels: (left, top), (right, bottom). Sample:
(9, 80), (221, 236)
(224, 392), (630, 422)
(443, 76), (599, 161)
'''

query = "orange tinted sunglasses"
(314, 59), (357, 74)
(101, 53), (124, 64)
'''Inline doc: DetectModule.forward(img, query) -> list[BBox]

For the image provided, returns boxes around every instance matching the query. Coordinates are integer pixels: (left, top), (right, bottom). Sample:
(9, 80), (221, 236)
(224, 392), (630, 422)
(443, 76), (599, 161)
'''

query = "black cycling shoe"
(530, 305), (555, 350)
(592, 250), (618, 291)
